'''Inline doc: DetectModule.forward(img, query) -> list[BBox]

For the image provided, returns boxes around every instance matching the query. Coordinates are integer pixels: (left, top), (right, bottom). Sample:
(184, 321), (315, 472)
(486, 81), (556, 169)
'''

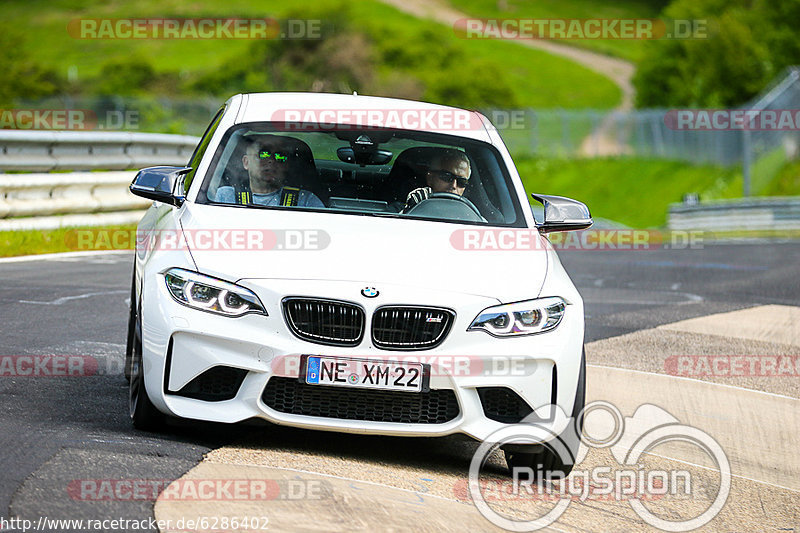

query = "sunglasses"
(429, 169), (469, 188)
(258, 150), (289, 162)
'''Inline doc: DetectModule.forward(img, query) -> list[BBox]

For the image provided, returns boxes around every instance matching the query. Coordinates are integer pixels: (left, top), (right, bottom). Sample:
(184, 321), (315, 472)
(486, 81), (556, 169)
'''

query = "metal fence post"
(742, 128), (751, 197)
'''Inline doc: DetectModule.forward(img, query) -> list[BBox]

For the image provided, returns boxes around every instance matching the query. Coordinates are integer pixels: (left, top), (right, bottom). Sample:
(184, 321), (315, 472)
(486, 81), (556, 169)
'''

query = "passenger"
(216, 135), (324, 208)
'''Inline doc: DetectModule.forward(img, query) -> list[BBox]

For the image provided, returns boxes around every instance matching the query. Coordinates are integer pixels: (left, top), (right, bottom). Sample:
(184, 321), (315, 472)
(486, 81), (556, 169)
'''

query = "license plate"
(302, 356), (427, 393)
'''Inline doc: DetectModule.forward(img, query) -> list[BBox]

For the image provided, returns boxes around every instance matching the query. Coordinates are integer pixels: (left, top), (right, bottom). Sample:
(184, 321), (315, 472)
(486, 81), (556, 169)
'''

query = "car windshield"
(196, 122), (525, 226)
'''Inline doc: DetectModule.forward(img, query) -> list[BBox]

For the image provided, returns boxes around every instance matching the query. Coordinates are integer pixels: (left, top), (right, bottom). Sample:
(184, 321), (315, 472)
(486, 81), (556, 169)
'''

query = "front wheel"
(504, 348), (586, 479)
(124, 268), (136, 382)
(129, 299), (165, 432)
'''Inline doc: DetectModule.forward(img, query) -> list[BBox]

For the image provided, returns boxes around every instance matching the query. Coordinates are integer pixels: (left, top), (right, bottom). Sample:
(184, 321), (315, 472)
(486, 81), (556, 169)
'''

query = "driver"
(403, 149), (471, 212)
(216, 134), (324, 208)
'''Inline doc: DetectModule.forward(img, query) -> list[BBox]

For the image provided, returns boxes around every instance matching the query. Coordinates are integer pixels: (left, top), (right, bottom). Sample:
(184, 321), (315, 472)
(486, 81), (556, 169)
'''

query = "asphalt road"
(0, 242), (798, 531)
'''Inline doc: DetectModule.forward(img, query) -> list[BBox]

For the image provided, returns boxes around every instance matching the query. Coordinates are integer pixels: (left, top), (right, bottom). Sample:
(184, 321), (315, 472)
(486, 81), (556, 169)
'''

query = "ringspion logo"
(468, 402), (730, 531)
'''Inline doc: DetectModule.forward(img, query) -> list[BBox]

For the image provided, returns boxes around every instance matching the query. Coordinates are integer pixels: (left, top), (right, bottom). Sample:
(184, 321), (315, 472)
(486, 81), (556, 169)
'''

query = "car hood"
(179, 203), (550, 302)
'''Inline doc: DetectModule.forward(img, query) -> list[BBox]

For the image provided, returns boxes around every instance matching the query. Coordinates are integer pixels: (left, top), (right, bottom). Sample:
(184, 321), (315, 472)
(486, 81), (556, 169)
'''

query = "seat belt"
(236, 191), (251, 205)
(279, 187), (300, 207)
(237, 188), (299, 206)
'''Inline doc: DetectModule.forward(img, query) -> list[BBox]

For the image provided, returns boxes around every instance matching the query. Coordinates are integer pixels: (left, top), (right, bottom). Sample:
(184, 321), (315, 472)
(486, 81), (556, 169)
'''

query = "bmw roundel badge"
(361, 287), (379, 298)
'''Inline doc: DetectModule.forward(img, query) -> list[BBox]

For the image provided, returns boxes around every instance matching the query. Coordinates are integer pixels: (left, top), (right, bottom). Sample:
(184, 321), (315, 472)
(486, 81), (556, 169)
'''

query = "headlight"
(163, 268), (266, 317)
(468, 297), (566, 337)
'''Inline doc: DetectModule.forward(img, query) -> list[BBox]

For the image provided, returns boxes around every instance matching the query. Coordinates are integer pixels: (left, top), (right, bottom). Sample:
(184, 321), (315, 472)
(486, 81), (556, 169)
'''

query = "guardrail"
(0, 171), (147, 218)
(0, 131), (199, 172)
(0, 131), (199, 230)
(668, 197), (800, 231)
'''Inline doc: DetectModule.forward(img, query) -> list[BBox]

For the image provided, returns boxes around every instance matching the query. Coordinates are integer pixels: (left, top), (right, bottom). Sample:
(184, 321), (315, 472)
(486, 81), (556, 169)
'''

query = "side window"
(183, 107), (225, 194)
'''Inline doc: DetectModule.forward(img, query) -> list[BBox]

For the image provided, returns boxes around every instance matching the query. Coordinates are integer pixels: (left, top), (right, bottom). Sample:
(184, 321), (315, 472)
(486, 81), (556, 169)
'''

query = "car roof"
(228, 92), (494, 143)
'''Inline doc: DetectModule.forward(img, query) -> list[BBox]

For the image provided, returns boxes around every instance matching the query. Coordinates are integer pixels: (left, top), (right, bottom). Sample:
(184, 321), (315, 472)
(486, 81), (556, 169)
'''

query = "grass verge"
(0, 224), (136, 258)
(518, 157), (740, 228)
(519, 154), (800, 228)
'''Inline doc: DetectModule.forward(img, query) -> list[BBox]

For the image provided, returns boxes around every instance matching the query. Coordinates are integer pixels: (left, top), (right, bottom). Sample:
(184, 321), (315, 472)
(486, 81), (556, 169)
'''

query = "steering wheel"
(406, 192), (486, 222)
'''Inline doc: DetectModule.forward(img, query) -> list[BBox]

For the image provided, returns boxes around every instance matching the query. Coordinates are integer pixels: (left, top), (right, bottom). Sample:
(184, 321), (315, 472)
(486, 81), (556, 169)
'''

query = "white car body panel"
(179, 203), (548, 302)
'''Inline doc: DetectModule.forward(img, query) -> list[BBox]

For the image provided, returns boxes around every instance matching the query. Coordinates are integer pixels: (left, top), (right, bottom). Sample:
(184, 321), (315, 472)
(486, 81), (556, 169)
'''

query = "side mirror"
(130, 166), (192, 207)
(531, 193), (592, 233)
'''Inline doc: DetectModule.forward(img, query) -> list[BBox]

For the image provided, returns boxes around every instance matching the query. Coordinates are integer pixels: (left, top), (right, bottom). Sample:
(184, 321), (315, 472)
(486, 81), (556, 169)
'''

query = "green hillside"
(1, 0), (621, 109)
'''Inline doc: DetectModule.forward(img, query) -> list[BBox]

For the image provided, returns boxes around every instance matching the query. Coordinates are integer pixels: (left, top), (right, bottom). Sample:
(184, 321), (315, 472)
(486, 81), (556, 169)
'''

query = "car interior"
(198, 125), (523, 226)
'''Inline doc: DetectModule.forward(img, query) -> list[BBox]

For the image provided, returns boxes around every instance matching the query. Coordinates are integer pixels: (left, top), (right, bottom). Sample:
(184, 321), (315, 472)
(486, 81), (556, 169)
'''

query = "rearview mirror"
(531, 193), (592, 233)
(130, 166), (192, 207)
(337, 147), (393, 166)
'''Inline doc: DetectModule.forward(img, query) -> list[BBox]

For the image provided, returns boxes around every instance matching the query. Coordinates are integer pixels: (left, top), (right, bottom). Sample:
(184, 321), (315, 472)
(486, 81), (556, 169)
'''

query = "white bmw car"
(126, 92), (592, 475)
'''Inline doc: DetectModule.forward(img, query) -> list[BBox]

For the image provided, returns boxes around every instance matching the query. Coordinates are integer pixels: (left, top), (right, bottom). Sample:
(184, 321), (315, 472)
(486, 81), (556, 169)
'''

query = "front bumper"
(141, 277), (584, 443)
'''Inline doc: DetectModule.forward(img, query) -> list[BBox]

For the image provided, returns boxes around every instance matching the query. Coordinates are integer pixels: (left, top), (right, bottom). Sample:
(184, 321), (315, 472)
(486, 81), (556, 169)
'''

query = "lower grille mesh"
(174, 366), (248, 401)
(262, 377), (459, 424)
(477, 387), (534, 423)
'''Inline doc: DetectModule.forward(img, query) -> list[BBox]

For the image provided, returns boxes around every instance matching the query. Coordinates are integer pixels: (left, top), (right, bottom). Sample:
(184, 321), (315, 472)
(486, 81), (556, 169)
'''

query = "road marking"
(154, 462), (523, 533)
(581, 287), (704, 306)
(630, 259), (769, 271)
(586, 364), (800, 491)
(587, 363), (800, 401)
(19, 289), (128, 305)
(658, 304), (800, 347)
(0, 250), (130, 264)
(643, 450), (800, 494)
(265, 465), (460, 502)
(583, 294), (702, 305)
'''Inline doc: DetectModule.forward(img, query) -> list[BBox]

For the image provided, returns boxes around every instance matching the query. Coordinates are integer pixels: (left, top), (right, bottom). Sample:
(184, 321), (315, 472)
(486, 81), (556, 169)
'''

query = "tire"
(124, 268), (136, 383)
(504, 347), (586, 479)
(128, 286), (166, 432)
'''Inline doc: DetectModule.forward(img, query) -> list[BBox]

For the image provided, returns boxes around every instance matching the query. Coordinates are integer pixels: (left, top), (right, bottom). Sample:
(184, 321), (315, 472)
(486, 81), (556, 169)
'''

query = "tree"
(0, 24), (62, 105)
(634, 0), (800, 107)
